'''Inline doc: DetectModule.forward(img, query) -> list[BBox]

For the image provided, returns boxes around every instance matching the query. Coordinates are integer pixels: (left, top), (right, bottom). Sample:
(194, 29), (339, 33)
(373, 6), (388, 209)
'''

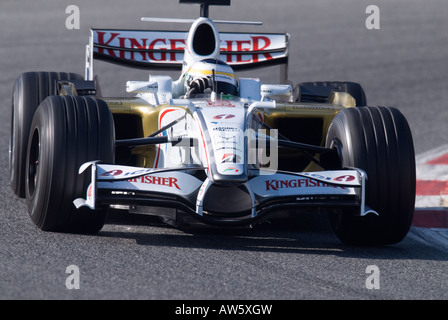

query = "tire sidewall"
(26, 103), (55, 229)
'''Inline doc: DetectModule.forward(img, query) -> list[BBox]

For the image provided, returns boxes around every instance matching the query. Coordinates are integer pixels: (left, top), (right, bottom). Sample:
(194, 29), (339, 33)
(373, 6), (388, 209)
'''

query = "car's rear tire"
(25, 95), (115, 233)
(325, 106), (415, 245)
(10, 72), (84, 198)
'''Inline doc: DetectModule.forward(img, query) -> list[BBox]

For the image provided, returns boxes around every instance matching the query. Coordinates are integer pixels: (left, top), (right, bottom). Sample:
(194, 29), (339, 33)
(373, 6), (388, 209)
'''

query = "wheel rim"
(28, 128), (40, 197)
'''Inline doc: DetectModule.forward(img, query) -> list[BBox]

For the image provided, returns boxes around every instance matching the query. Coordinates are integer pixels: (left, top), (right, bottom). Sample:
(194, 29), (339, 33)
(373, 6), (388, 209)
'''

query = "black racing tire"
(325, 106), (415, 245)
(10, 72), (84, 198)
(25, 95), (115, 233)
(298, 81), (367, 106)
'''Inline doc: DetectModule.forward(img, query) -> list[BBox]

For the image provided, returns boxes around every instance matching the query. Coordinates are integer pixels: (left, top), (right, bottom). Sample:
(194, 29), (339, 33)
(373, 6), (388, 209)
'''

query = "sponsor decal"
(221, 154), (241, 163)
(333, 175), (356, 182)
(206, 99), (236, 108)
(216, 146), (241, 152)
(265, 178), (346, 191)
(127, 175), (181, 190)
(222, 36), (274, 63)
(94, 30), (286, 65)
(100, 169), (123, 177)
(96, 31), (185, 62)
(101, 168), (154, 178)
(212, 127), (240, 132)
(212, 114), (235, 120)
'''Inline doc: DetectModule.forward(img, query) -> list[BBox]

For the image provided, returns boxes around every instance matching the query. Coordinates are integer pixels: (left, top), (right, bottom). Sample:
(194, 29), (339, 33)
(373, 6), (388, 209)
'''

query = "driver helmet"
(185, 59), (238, 96)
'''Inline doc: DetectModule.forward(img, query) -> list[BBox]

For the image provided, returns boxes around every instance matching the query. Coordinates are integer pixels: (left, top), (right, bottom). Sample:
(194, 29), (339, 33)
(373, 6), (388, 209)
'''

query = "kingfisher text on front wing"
(175, 304), (273, 317)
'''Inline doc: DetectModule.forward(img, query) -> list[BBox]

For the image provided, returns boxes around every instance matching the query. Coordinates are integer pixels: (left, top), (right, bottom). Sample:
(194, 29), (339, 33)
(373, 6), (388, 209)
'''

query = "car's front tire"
(326, 106), (415, 245)
(26, 95), (115, 233)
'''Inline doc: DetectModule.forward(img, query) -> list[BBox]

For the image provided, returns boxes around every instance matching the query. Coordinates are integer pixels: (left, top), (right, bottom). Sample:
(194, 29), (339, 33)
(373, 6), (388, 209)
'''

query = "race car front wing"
(74, 161), (378, 226)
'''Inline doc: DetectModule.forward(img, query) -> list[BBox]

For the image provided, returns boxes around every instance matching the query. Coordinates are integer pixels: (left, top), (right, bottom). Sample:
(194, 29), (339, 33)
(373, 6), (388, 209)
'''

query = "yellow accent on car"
(187, 68), (236, 79)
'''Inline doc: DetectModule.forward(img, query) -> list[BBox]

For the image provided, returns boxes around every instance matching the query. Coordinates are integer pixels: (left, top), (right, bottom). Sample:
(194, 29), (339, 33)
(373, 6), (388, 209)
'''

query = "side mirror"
(126, 81), (158, 94)
(261, 84), (292, 102)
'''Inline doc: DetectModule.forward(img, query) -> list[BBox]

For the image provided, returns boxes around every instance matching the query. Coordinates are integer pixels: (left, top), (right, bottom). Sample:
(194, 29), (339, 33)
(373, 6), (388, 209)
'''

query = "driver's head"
(185, 59), (238, 96)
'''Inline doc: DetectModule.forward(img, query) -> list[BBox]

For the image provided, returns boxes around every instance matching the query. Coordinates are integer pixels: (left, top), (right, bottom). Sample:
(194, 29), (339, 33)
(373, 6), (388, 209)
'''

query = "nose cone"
(195, 103), (248, 183)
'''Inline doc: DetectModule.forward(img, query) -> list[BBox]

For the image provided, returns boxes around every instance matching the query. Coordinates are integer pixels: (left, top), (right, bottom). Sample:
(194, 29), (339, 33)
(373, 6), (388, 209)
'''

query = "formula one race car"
(9, 0), (415, 245)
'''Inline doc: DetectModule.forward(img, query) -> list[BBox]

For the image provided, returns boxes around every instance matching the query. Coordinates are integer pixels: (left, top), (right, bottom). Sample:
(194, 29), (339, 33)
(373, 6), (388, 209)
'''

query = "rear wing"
(85, 29), (289, 82)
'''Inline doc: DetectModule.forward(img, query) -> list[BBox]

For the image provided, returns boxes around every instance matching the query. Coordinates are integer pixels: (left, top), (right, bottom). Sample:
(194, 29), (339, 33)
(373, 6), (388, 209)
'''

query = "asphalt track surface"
(1, 0), (447, 301)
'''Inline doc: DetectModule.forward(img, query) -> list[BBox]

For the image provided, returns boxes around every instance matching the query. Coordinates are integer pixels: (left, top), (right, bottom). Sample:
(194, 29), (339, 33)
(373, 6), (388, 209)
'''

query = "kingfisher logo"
(99, 168), (181, 190)
(93, 30), (284, 65)
(265, 178), (345, 191)
(128, 175), (181, 190)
